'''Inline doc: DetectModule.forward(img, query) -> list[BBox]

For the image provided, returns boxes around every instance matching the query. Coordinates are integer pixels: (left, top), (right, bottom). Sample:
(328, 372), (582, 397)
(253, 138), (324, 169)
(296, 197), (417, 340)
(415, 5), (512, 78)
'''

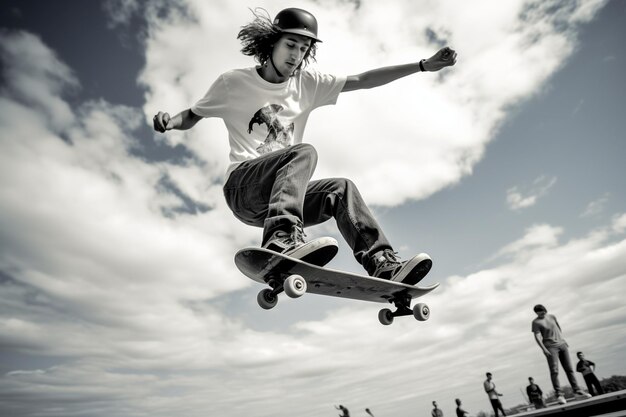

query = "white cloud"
(506, 175), (557, 210)
(0, 31), (78, 132)
(493, 223), (563, 260)
(581, 192), (610, 218)
(102, 0), (141, 29)
(612, 213), (626, 234)
(2, 202), (625, 417)
(0, 29), (258, 365)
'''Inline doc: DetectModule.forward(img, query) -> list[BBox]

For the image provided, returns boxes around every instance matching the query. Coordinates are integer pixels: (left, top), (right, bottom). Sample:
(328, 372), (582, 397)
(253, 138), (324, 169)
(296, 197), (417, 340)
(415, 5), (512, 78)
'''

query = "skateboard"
(234, 247), (439, 325)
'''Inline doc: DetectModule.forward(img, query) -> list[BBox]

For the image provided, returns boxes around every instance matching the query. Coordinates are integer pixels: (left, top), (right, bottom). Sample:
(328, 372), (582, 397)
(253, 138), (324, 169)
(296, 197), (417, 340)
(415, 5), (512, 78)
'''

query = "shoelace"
(289, 225), (306, 245)
(372, 250), (403, 278)
(382, 250), (405, 275)
(381, 250), (401, 265)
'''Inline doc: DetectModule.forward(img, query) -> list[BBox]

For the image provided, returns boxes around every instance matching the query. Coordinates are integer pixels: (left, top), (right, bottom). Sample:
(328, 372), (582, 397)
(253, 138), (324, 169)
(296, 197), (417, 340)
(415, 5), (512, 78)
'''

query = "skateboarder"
(153, 7), (456, 285)
(483, 372), (506, 417)
(576, 351), (605, 396)
(431, 401), (444, 417)
(531, 304), (590, 404)
(525, 377), (545, 409)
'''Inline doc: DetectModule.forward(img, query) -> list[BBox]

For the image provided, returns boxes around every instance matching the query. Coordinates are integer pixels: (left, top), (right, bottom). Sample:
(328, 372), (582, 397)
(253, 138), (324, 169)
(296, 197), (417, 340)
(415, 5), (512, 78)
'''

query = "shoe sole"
(299, 245), (339, 266)
(285, 237), (339, 267)
(391, 253), (433, 285)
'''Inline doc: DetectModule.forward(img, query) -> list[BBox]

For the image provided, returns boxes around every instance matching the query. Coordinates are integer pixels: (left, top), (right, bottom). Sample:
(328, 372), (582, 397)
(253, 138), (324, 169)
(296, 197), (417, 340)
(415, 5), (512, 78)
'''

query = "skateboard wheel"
(257, 289), (278, 310)
(413, 303), (430, 321)
(378, 308), (394, 326)
(284, 275), (307, 298)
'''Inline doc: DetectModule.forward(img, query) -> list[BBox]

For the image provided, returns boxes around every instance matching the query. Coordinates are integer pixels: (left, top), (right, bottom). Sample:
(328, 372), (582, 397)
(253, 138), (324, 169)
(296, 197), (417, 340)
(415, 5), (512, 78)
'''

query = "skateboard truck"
(378, 293), (430, 325)
(257, 274), (307, 310)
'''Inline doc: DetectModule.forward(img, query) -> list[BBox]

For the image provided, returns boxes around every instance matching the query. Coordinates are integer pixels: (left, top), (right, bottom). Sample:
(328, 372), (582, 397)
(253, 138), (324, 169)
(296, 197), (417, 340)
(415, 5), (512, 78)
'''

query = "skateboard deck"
(235, 247), (439, 325)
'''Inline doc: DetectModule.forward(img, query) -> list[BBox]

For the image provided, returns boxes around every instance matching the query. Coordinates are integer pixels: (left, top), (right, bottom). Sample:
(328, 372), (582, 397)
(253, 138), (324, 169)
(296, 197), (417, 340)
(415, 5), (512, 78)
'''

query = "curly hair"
(237, 8), (317, 69)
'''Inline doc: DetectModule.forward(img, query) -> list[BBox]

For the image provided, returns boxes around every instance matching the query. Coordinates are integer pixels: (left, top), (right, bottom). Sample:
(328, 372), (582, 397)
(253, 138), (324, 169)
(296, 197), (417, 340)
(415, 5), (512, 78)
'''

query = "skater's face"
(271, 34), (312, 76)
(577, 352), (584, 359)
(536, 309), (547, 319)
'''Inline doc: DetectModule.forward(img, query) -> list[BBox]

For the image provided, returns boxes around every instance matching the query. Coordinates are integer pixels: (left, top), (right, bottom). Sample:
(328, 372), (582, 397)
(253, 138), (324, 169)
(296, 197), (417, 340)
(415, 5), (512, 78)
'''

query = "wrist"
(419, 59), (426, 72)
(172, 113), (186, 130)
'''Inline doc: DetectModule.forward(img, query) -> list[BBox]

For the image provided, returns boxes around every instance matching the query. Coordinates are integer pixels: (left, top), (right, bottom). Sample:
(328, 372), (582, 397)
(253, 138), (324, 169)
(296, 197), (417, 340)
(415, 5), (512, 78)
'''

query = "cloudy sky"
(1, 0), (625, 416)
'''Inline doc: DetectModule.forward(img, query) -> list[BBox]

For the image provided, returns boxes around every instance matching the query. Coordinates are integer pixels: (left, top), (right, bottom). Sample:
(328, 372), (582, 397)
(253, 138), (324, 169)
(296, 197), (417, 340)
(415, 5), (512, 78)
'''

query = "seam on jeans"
(271, 151), (293, 226)
(307, 190), (373, 248)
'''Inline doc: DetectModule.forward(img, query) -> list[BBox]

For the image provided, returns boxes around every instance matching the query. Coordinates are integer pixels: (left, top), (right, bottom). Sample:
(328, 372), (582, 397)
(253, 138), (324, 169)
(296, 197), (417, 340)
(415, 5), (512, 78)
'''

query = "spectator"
(431, 401), (444, 417)
(455, 398), (469, 417)
(526, 377), (545, 409)
(483, 372), (506, 416)
(531, 304), (590, 404)
(576, 351), (605, 396)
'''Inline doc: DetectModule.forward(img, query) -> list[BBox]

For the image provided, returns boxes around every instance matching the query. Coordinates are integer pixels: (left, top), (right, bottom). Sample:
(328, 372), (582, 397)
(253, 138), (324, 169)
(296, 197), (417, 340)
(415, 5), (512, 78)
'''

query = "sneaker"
(263, 224), (338, 266)
(575, 390), (592, 398)
(369, 250), (432, 285)
(557, 395), (566, 404)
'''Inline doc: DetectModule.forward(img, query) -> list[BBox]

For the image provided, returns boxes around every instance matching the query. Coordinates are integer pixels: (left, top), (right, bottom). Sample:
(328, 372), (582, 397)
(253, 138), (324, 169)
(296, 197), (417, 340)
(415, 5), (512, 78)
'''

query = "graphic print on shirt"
(247, 104), (294, 154)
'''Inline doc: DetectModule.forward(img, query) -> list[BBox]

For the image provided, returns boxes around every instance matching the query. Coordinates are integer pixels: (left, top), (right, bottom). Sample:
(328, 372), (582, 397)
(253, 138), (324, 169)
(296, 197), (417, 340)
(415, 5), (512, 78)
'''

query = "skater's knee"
(291, 143), (318, 164)
(330, 177), (356, 194)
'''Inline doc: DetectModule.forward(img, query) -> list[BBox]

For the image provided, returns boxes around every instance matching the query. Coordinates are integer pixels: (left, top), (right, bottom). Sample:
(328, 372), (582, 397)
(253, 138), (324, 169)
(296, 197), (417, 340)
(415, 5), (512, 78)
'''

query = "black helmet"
(273, 8), (322, 43)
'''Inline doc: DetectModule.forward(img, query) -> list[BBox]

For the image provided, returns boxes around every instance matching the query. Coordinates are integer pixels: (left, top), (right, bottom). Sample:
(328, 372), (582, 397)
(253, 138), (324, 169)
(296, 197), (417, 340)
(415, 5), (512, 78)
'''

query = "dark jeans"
(546, 343), (580, 396)
(223, 143), (392, 270)
(490, 399), (506, 416)
(532, 399), (545, 409)
(583, 374), (604, 396)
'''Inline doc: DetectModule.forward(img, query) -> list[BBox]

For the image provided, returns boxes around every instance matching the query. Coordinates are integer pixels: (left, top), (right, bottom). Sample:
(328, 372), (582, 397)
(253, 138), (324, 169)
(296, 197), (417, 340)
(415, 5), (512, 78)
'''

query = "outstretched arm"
(153, 108), (202, 133)
(341, 46), (457, 92)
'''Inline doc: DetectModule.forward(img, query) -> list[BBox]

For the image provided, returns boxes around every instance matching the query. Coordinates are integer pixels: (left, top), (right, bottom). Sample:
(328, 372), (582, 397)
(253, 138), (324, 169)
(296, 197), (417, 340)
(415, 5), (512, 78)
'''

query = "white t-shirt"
(532, 314), (566, 348)
(191, 67), (346, 180)
(484, 380), (498, 400)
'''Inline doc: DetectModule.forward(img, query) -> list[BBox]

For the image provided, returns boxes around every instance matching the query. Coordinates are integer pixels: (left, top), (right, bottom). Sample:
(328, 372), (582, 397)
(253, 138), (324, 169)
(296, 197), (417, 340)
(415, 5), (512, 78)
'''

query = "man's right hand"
(153, 111), (171, 133)
(543, 350), (552, 357)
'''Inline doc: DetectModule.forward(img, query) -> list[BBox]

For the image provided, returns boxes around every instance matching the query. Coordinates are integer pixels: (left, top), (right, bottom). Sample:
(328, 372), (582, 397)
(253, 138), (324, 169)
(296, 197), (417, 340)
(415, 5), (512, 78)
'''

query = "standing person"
(576, 352), (605, 396)
(454, 398), (469, 417)
(531, 304), (591, 404)
(483, 372), (506, 417)
(153, 7), (456, 282)
(431, 401), (444, 417)
(526, 377), (545, 409)
(335, 404), (350, 417)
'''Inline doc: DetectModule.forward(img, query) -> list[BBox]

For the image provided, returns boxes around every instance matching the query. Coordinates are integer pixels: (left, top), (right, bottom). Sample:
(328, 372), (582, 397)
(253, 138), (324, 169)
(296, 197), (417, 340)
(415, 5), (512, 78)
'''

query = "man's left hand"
(423, 46), (457, 71)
